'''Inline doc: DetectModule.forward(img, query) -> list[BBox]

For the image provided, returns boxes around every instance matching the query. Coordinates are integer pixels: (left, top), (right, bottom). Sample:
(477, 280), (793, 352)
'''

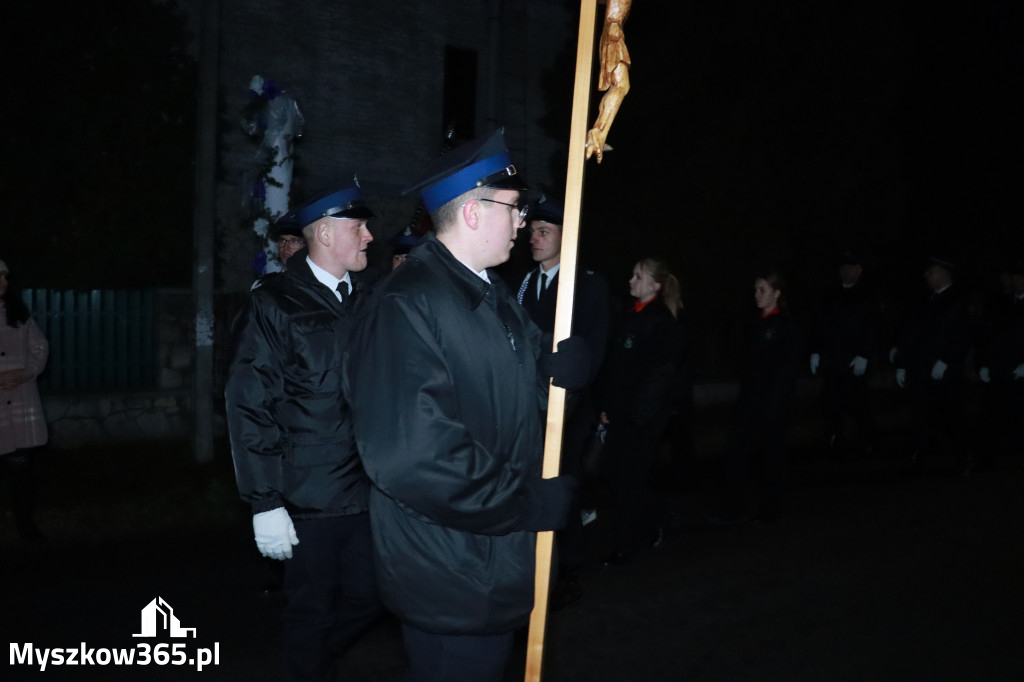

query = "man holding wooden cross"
(346, 129), (588, 682)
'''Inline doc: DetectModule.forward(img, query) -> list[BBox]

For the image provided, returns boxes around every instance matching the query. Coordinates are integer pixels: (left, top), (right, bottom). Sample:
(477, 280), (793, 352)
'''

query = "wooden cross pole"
(524, 1), (599, 679)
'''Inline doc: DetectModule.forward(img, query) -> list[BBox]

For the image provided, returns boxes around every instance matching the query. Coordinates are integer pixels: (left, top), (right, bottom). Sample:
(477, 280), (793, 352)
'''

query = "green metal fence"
(23, 289), (158, 391)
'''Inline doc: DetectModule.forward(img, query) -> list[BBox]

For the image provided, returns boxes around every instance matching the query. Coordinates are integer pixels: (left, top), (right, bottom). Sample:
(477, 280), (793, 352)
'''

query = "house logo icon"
(132, 597), (197, 638)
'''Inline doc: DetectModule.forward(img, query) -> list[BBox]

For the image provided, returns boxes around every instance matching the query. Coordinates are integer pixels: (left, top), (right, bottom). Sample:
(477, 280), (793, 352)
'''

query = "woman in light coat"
(0, 259), (49, 542)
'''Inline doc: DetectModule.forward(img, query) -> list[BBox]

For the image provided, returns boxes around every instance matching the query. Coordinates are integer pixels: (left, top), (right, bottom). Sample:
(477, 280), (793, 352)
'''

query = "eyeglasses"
(476, 198), (530, 224)
(276, 237), (305, 247)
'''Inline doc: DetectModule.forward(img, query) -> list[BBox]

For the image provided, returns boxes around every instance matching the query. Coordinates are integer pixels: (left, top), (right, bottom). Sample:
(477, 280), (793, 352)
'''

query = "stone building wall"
(43, 1), (582, 448)
(203, 0), (576, 292)
(44, 393), (193, 449)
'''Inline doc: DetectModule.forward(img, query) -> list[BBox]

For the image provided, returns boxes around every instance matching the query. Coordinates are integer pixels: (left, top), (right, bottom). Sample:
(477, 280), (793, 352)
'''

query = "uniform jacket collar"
(415, 234), (491, 310)
(283, 248), (367, 314)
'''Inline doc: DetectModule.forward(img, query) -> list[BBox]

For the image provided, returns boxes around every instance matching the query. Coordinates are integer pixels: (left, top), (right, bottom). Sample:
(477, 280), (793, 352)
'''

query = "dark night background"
(531, 0), (1024, 319)
(3, 0), (197, 290)
(3, 1), (1023, 309)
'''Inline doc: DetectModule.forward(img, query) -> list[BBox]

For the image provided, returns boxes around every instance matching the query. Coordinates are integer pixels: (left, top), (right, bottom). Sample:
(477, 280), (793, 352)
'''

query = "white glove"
(979, 367), (991, 384)
(895, 368), (906, 388)
(253, 507), (299, 561)
(809, 353), (821, 375)
(931, 360), (948, 381)
(1014, 364), (1024, 380)
(889, 347), (898, 364)
(850, 356), (868, 377)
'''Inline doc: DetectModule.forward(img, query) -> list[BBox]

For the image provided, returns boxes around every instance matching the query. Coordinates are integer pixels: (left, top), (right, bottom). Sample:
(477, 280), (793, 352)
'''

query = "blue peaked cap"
(294, 186), (374, 225)
(405, 129), (529, 212)
(277, 184), (374, 232)
(530, 198), (564, 224)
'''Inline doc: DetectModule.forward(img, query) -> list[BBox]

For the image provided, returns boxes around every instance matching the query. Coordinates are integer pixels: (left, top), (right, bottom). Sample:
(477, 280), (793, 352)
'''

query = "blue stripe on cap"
(420, 151), (513, 212)
(295, 187), (365, 226)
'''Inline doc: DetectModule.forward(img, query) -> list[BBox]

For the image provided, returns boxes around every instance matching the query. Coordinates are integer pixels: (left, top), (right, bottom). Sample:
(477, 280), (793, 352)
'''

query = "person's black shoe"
(257, 580), (283, 597)
(602, 550), (631, 567)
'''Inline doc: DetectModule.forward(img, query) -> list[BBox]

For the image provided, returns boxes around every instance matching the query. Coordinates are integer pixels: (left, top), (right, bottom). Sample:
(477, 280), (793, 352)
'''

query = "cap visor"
(487, 175), (529, 193)
(332, 206), (375, 220)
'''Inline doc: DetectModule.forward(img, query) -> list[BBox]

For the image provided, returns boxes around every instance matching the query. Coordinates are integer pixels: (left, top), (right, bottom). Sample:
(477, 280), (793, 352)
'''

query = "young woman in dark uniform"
(719, 270), (800, 523)
(598, 258), (682, 565)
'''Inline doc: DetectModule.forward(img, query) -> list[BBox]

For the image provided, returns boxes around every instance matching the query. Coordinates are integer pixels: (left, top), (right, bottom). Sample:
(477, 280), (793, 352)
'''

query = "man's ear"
(314, 220), (332, 245)
(462, 199), (482, 231)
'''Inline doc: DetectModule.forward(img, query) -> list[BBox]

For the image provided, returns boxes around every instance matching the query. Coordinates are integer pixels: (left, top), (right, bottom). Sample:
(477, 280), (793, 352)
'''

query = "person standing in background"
(0, 259), (49, 545)
(975, 255), (1024, 467)
(517, 196), (609, 607)
(273, 219), (307, 269)
(808, 251), (883, 456)
(892, 254), (976, 475)
(717, 270), (800, 524)
(598, 257), (681, 565)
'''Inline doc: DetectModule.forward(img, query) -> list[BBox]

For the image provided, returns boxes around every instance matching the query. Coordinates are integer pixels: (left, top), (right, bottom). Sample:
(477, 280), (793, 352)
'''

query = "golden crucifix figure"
(585, 0), (632, 163)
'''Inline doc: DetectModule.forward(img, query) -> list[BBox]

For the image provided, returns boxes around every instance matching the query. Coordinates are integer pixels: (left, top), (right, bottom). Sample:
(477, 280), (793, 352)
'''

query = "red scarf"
(760, 305), (781, 319)
(633, 295), (658, 313)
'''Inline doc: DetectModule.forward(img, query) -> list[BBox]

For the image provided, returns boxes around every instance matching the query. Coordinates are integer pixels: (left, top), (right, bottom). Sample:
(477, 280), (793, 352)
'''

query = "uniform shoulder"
(250, 271), (281, 291)
(369, 257), (446, 305)
(251, 270), (291, 294)
(578, 267), (609, 292)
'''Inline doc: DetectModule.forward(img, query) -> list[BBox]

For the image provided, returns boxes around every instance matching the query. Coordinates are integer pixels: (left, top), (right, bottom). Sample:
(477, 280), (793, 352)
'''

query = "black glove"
(539, 336), (591, 391)
(517, 475), (579, 531)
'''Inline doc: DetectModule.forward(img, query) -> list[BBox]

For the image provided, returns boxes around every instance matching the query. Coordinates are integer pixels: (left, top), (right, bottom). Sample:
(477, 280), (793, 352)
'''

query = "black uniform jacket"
(738, 309), (800, 424)
(346, 234), (548, 635)
(224, 252), (370, 518)
(893, 285), (974, 384)
(599, 297), (681, 427)
(518, 266), (610, 384)
(809, 281), (882, 374)
(977, 293), (1024, 382)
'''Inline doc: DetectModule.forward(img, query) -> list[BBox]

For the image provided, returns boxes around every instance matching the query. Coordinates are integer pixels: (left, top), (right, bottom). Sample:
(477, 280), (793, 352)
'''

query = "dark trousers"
(666, 397), (696, 492)
(910, 380), (966, 460)
(983, 381), (1024, 457)
(554, 392), (596, 573)
(821, 371), (877, 445)
(602, 414), (670, 552)
(401, 624), (515, 682)
(722, 412), (789, 518)
(2, 448), (41, 539)
(283, 513), (382, 682)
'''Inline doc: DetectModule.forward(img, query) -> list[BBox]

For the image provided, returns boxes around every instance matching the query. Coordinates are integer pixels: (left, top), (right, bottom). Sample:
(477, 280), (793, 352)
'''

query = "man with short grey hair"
(226, 182), (381, 682)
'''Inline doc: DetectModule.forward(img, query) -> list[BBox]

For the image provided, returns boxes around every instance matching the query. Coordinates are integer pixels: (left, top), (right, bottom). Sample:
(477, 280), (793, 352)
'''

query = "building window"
(443, 46), (478, 139)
